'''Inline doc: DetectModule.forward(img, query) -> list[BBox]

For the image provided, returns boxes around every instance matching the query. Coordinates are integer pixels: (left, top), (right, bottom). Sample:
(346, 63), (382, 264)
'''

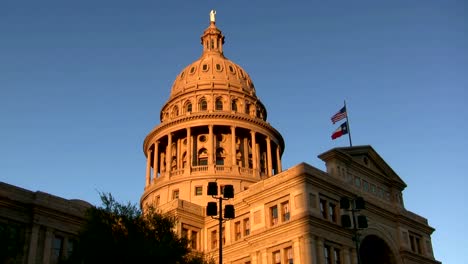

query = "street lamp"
(340, 196), (368, 264)
(206, 182), (235, 264)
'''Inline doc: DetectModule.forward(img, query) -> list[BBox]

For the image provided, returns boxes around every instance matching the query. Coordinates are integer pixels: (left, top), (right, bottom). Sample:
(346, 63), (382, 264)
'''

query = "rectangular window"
(333, 248), (341, 264)
(235, 221), (241, 241)
(243, 218), (250, 236)
(195, 186), (203, 196)
(281, 201), (290, 222)
(409, 233), (422, 254)
(320, 199), (327, 219)
(271, 205), (278, 226)
(329, 203), (337, 223)
(273, 250), (281, 264)
(285, 246), (294, 264)
(51, 236), (63, 264)
(67, 239), (75, 258)
(324, 245), (331, 264)
(191, 231), (198, 249)
(182, 228), (188, 238)
(354, 177), (361, 187)
(172, 189), (179, 199)
(211, 230), (217, 249)
(363, 180), (369, 192)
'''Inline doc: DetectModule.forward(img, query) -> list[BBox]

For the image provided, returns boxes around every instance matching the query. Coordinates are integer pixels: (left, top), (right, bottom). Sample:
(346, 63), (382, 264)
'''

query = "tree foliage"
(67, 193), (211, 264)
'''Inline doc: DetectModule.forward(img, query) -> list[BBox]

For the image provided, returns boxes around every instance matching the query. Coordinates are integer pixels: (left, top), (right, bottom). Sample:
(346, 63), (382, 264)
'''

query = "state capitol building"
(0, 12), (441, 264)
(139, 12), (441, 264)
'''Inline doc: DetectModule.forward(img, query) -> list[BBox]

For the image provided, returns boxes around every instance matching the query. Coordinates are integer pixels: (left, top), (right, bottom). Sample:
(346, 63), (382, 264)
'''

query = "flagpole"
(344, 100), (353, 147)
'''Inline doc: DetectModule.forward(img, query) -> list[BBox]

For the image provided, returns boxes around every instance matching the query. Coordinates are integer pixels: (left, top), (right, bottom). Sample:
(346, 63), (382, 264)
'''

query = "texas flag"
(331, 122), (348, 140)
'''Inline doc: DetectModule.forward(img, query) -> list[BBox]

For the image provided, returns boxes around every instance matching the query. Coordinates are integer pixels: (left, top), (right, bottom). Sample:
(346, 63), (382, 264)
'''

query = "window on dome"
(186, 102), (192, 113)
(198, 148), (208, 166)
(211, 39), (214, 49)
(199, 98), (207, 111)
(190, 66), (196, 74)
(229, 65), (235, 74)
(231, 99), (238, 112)
(202, 64), (209, 71)
(172, 106), (179, 117)
(215, 98), (223, 110)
(216, 148), (225, 165)
(245, 102), (250, 114)
(216, 64), (222, 71)
(180, 71), (185, 79)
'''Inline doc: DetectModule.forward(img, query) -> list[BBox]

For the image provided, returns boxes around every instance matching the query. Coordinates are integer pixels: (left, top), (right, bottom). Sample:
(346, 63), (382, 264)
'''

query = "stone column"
(350, 248), (358, 264)
(266, 136), (272, 176)
(42, 227), (53, 264)
(302, 235), (315, 264)
(27, 224), (40, 264)
(208, 125), (214, 172)
(167, 133), (172, 175)
(186, 127), (191, 172)
(230, 126), (236, 167)
(343, 246), (351, 264)
(250, 131), (257, 175)
(276, 144), (282, 173)
(145, 148), (152, 187)
(317, 237), (325, 264)
(177, 138), (181, 169)
(260, 248), (268, 264)
(293, 237), (302, 264)
(153, 141), (159, 180)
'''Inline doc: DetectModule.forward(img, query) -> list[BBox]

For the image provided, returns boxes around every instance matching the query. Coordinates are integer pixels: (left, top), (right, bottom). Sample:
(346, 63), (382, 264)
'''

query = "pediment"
(318, 145), (406, 188)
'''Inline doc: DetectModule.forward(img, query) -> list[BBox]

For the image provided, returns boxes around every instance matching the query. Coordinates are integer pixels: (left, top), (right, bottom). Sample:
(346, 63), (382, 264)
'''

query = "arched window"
(185, 102), (192, 113)
(199, 98), (207, 111)
(172, 106), (179, 117)
(198, 148), (208, 166)
(256, 106), (262, 118)
(215, 98), (223, 111)
(245, 102), (250, 114)
(231, 99), (238, 112)
(216, 148), (225, 165)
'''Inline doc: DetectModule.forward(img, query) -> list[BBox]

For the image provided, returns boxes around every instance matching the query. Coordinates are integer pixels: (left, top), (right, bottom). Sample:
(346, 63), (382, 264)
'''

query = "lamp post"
(206, 182), (235, 264)
(340, 196), (368, 264)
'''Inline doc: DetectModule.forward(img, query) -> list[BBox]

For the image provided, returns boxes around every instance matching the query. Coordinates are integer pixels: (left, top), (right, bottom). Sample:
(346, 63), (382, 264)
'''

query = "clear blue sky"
(0, 1), (466, 263)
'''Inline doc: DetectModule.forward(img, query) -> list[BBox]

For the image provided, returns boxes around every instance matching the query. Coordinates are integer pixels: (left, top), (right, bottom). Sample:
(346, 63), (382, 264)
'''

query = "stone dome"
(170, 54), (256, 99)
(170, 22), (256, 99)
(159, 21), (267, 124)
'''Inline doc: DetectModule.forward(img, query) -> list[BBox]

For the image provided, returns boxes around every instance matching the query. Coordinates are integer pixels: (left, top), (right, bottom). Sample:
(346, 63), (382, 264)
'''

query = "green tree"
(67, 193), (211, 264)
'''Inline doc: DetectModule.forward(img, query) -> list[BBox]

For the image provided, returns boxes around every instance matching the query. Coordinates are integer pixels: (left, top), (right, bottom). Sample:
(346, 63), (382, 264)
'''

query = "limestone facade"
(140, 13), (441, 264)
(0, 182), (90, 264)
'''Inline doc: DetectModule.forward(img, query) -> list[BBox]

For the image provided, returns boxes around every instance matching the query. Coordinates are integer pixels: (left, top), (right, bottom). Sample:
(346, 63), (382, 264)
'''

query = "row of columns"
(145, 126), (283, 187)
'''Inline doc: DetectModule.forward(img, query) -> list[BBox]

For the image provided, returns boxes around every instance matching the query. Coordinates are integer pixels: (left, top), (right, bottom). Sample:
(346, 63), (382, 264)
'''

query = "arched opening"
(199, 98), (207, 111)
(198, 148), (208, 166)
(216, 148), (225, 165)
(231, 99), (237, 112)
(360, 235), (397, 264)
(172, 106), (179, 117)
(215, 97), (223, 111)
(185, 101), (192, 113)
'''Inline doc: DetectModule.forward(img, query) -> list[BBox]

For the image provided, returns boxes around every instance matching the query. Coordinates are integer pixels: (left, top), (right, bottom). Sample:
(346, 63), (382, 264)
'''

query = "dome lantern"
(201, 10), (225, 56)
